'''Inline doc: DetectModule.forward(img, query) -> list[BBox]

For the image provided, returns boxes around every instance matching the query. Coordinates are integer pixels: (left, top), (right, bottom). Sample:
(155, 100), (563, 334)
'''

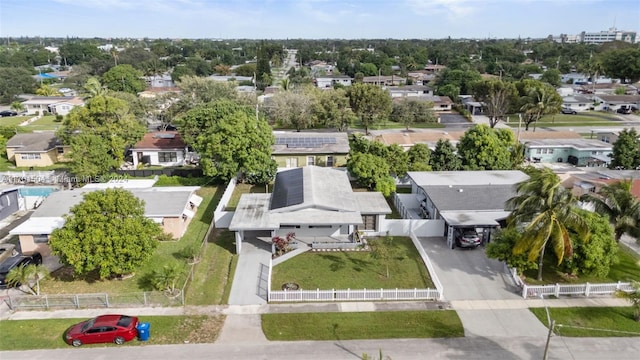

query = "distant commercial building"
(551, 28), (637, 44)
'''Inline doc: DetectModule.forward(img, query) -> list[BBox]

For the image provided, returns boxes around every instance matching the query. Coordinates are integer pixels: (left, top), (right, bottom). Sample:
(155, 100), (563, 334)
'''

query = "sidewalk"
(1, 297), (630, 321)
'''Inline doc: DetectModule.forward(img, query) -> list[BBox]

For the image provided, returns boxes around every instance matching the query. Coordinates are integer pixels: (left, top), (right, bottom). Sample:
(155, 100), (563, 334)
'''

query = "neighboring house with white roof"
(593, 94), (640, 112)
(314, 75), (352, 89)
(388, 85), (433, 98)
(10, 179), (203, 256)
(21, 96), (84, 115)
(522, 138), (612, 167)
(561, 95), (592, 112)
(228, 166), (391, 253)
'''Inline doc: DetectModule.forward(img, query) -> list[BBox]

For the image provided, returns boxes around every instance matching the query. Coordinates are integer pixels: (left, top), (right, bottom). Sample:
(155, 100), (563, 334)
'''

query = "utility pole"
(542, 319), (556, 360)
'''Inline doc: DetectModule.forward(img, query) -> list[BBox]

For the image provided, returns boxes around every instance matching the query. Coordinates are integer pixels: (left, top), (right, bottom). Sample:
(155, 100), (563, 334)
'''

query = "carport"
(440, 211), (509, 249)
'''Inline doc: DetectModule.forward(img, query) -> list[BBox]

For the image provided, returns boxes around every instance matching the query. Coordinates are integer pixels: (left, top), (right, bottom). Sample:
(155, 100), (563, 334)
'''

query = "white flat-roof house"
(228, 166), (391, 254)
(10, 179), (203, 256)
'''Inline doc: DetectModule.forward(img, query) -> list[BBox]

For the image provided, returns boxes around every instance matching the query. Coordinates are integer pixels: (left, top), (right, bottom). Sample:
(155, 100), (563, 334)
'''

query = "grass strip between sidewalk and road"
(0, 315), (225, 351)
(261, 311), (464, 340)
(529, 307), (640, 337)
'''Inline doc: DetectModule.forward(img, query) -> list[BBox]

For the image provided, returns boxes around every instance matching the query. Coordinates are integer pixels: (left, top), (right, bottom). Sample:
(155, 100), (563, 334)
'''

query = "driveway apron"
(418, 237), (548, 337)
(227, 236), (272, 305)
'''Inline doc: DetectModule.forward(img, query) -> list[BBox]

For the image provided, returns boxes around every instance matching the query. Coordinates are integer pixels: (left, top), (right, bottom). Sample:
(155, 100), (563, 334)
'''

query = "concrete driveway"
(418, 237), (549, 337)
(227, 234), (272, 306)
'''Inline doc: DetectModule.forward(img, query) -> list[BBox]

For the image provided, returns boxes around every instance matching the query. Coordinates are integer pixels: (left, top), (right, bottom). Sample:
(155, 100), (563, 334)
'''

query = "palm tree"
(279, 78), (292, 91)
(519, 85), (562, 131)
(83, 77), (107, 100)
(10, 101), (24, 113)
(506, 168), (589, 280)
(152, 263), (183, 295)
(617, 281), (640, 321)
(580, 179), (640, 241)
(36, 84), (62, 96)
(6, 264), (50, 295)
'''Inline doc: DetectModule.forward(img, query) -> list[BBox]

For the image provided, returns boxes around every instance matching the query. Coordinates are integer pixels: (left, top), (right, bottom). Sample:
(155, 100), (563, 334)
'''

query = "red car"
(64, 315), (139, 347)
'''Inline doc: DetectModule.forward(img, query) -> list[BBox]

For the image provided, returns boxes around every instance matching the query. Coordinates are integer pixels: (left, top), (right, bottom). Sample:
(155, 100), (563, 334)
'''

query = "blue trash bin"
(137, 322), (150, 341)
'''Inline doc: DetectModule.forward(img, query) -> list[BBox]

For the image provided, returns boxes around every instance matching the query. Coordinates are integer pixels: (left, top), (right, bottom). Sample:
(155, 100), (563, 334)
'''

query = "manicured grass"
(41, 186), (221, 295)
(0, 315), (224, 351)
(262, 311), (464, 340)
(504, 112), (622, 128)
(22, 115), (63, 131)
(0, 116), (29, 127)
(271, 236), (434, 290)
(523, 245), (640, 285)
(185, 229), (238, 305)
(529, 307), (640, 337)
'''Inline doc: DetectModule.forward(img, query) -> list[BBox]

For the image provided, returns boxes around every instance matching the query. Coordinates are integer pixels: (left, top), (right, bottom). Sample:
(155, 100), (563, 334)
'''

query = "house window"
(361, 215), (377, 231)
(307, 156), (315, 166)
(33, 234), (49, 244)
(281, 224), (301, 229)
(536, 149), (542, 154)
(158, 152), (177, 163)
(57, 147), (64, 154)
(20, 153), (41, 160)
(309, 225), (332, 229)
(326, 156), (334, 167)
(285, 158), (298, 167)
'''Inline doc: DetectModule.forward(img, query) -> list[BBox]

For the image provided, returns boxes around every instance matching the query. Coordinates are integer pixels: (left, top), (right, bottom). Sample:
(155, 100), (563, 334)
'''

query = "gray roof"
(408, 170), (529, 187)
(272, 132), (350, 155)
(229, 166), (389, 231)
(32, 187), (199, 218)
(440, 210), (510, 227)
(6, 132), (62, 152)
(523, 138), (612, 150)
(424, 184), (517, 212)
(562, 95), (591, 103)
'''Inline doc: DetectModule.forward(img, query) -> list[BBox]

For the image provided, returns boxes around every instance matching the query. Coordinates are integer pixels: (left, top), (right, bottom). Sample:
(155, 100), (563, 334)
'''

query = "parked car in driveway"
(561, 107), (577, 115)
(0, 252), (43, 289)
(454, 228), (482, 248)
(64, 315), (139, 347)
(616, 107), (633, 114)
(0, 243), (18, 263)
(0, 110), (18, 117)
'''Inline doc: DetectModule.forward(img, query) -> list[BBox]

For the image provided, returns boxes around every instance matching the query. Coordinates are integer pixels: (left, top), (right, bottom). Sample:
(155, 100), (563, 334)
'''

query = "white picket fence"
(269, 288), (441, 302)
(521, 281), (634, 299)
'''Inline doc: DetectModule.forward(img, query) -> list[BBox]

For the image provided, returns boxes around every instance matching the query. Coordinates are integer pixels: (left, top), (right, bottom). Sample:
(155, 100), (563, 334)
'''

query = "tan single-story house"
(6, 132), (69, 167)
(272, 132), (350, 168)
(9, 179), (203, 256)
(130, 131), (197, 167)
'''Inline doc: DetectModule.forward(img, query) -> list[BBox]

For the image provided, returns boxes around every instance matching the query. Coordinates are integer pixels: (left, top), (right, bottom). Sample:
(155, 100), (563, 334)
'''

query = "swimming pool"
(19, 186), (60, 197)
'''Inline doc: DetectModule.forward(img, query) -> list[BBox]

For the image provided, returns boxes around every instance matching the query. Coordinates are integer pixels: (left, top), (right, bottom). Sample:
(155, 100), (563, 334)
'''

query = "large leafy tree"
(560, 209), (617, 278)
(457, 125), (514, 170)
(601, 48), (640, 83)
(347, 152), (390, 190)
(60, 92), (146, 177)
(178, 100), (276, 184)
(609, 128), (640, 170)
(102, 64), (147, 94)
(506, 167), (589, 281)
(580, 179), (640, 241)
(517, 80), (563, 131)
(347, 83), (392, 134)
(0, 67), (37, 103)
(390, 99), (436, 130)
(311, 88), (355, 131)
(385, 144), (409, 178)
(430, 139), (461, 171)
(49, 188), (161, 279)
(470, 79), (517, 128)
(486, 227), (537, 275)
(407, 143), (432, 171)
(268, 90), (313, 131)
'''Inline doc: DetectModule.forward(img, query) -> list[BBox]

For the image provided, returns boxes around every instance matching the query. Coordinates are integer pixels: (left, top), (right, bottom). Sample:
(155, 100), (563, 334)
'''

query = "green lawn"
(40, 186), (224, 296)
(504, 112), (622, 128)
(271, 236), (434, 290)
(0, 315), (225, 351)
(22, 115), (63, 131)
(262, 311), (464, 340)
(529, 307), (640, 337)
(224, 183), (270, 211)
(0, 116), (29, 127)
(523, 245), (640, 285)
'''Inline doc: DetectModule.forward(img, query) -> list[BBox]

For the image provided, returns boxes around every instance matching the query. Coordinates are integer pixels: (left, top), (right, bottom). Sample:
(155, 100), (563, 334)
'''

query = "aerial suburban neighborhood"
(0, 1), (639, 358)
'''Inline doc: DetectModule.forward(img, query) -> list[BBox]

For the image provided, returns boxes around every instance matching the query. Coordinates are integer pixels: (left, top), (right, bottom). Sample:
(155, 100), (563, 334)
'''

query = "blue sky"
(0, 0), (638, 39)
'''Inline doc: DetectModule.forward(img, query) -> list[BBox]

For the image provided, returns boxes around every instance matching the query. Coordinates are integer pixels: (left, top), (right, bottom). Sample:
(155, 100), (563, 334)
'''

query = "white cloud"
(406, 0), (474, 17)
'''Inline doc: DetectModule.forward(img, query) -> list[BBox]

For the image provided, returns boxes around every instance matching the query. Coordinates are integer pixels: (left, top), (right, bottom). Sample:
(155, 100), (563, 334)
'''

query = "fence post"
(414, 288), (417, 299)
(45, 294), (49, 309)
(75, 294), (79, 309)
(522, 285), (528, 299)
(346, 288), (349, 301)
(585, 282), (591, 297)
(105, 293), (110, 308)
(8, 295), (13, 310)
(554, 284), (560, 298)
(143, 292), (148, 306)
(380, 288), (383, 300)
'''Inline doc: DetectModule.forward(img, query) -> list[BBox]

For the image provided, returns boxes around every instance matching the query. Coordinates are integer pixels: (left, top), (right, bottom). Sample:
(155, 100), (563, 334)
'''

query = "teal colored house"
(522, 138), (612, 167)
